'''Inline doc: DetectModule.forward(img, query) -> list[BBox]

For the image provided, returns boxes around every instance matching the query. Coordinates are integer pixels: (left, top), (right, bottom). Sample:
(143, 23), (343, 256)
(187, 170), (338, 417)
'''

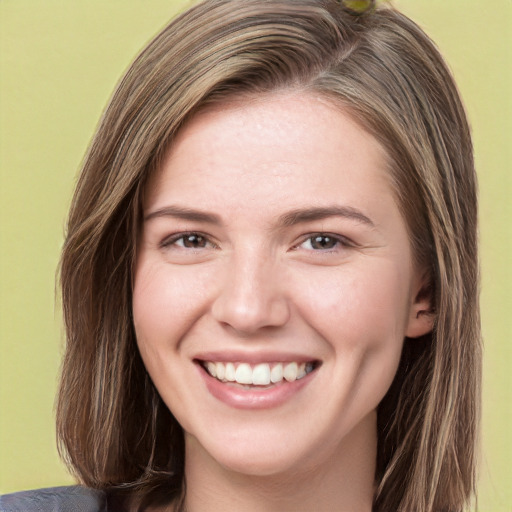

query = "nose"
(211, 250), (290, 335)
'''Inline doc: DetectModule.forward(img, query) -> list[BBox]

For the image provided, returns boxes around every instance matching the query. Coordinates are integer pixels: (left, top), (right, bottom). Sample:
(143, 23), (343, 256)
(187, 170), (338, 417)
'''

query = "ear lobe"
(405, 279), (434, 338)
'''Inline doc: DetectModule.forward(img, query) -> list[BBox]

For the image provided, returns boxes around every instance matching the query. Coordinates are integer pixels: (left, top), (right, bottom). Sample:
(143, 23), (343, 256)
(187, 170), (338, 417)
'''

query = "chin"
(213, 446), (311, 478)
(186, 421), (339, 479)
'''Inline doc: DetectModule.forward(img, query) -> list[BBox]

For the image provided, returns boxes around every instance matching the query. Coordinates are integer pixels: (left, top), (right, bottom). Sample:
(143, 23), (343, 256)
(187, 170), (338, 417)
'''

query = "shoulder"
(0, 486), (106, 512)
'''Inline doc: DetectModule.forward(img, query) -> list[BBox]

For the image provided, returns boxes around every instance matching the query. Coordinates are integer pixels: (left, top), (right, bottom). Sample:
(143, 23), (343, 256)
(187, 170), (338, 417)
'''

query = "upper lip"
(193, 350), (318, 365)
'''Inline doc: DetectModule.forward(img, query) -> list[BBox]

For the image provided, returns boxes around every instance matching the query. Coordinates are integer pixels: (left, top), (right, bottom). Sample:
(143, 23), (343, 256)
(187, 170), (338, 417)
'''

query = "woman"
(1, 0), (481, 511)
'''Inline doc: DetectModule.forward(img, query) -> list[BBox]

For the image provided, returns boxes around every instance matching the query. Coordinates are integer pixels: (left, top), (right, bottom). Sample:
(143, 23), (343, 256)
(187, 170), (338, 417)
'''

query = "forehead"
(146, 91), (393, 211)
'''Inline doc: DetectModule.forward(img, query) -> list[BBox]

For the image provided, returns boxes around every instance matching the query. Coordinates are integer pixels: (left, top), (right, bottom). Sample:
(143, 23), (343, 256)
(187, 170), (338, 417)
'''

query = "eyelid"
(160, 231), (218, 249)
(293, 232), (356, 251)
(158, 231), (355, 252)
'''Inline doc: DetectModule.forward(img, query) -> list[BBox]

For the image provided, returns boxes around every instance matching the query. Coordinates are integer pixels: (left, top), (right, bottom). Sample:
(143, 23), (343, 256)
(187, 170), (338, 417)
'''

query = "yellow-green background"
(1, 1), (510, 509)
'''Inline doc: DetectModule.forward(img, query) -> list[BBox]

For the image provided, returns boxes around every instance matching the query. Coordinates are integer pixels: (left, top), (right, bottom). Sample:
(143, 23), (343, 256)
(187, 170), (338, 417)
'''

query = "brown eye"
(161, 232), (214, 250)
(181, 234), (208, 248)
(308, 235), (339, 250)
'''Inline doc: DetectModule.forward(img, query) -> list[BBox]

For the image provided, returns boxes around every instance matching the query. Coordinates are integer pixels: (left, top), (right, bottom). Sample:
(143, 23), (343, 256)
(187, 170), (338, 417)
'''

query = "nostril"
(211, 290), (290, 334)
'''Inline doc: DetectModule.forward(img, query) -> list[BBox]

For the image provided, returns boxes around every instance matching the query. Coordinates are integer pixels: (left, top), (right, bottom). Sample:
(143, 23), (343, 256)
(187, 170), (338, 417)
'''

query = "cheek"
(133, 261), (202, 364)
(295, 260), (412, 350)
(131, 260), (211, 419)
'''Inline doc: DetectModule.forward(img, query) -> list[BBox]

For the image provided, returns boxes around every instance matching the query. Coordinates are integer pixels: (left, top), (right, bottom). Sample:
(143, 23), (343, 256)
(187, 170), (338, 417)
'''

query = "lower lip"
(197, 364), (316, 410)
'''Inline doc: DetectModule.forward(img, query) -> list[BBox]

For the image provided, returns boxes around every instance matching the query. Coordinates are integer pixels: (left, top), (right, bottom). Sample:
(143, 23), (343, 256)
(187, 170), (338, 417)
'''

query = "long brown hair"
(58, 1), (481, 510)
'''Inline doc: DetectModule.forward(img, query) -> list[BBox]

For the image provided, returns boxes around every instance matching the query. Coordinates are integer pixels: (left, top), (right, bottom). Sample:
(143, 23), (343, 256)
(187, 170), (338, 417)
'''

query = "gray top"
(0, 486), (106, 512)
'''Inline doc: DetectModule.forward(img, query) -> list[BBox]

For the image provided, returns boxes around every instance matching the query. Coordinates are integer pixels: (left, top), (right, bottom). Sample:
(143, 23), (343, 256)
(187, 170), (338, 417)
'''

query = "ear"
(405, 272), (435, 338)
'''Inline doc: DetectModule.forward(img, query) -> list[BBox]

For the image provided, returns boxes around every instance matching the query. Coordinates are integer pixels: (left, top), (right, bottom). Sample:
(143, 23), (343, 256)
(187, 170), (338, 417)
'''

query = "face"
(133, 92), (431, 478)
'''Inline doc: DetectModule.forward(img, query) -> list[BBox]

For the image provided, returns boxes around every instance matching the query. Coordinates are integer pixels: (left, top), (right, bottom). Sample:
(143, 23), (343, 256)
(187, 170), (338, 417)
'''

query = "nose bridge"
(211, 243), (289, 334)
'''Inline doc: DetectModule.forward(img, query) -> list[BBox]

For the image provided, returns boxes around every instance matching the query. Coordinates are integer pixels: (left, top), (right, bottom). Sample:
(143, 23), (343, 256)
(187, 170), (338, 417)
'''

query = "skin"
(133, 91), (432, 512)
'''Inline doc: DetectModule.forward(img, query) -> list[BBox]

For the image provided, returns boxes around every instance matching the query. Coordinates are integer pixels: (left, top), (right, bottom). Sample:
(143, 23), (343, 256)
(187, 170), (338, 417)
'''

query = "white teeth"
(206, 362), (217, 378)
(203, 360), (315, 386)
(283, 362), (298, 382)
(235, 363), (253, 385)
(225, 362), (236, 382)
(252, 363), (271, 385)
(270, 363), (283, 383)
(215, 362), (225, 381)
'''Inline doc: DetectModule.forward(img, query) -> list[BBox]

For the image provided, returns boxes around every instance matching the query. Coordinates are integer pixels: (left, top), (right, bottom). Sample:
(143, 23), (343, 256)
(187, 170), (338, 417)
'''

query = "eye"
(179, 233), (208, 248)
(297, 233), (350, 251)
(161, 232), (215, 250)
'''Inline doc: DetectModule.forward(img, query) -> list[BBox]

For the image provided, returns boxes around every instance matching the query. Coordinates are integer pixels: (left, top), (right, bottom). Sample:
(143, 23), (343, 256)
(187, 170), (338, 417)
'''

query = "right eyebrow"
(144, 205), (223, 225)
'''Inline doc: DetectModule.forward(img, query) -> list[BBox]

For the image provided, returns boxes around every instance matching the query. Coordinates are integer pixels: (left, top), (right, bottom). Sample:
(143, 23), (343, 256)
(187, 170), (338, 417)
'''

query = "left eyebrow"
(277, 206), (375, 228)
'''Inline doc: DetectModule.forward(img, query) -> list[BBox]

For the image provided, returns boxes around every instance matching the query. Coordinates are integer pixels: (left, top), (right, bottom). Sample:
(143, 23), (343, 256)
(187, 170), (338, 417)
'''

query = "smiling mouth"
(198, 360), (319, 387)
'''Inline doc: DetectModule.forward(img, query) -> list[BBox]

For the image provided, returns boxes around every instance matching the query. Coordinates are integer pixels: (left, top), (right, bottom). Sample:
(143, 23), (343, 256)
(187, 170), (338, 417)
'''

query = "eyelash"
(160, 232), (353, 252)
(294, 233), (353, 252)
(160, 232), (217, 250)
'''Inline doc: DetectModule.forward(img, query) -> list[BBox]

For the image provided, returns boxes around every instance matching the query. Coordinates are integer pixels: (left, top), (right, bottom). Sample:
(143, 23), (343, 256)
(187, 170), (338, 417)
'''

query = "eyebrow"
(144, 206), (222, 224)
(145, 204), (374, 228)
(277, 206), (375, 228)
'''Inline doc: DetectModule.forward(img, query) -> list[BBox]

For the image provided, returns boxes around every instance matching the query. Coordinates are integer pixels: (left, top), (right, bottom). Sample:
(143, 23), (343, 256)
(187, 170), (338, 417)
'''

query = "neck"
(182, 411), (377, 512)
